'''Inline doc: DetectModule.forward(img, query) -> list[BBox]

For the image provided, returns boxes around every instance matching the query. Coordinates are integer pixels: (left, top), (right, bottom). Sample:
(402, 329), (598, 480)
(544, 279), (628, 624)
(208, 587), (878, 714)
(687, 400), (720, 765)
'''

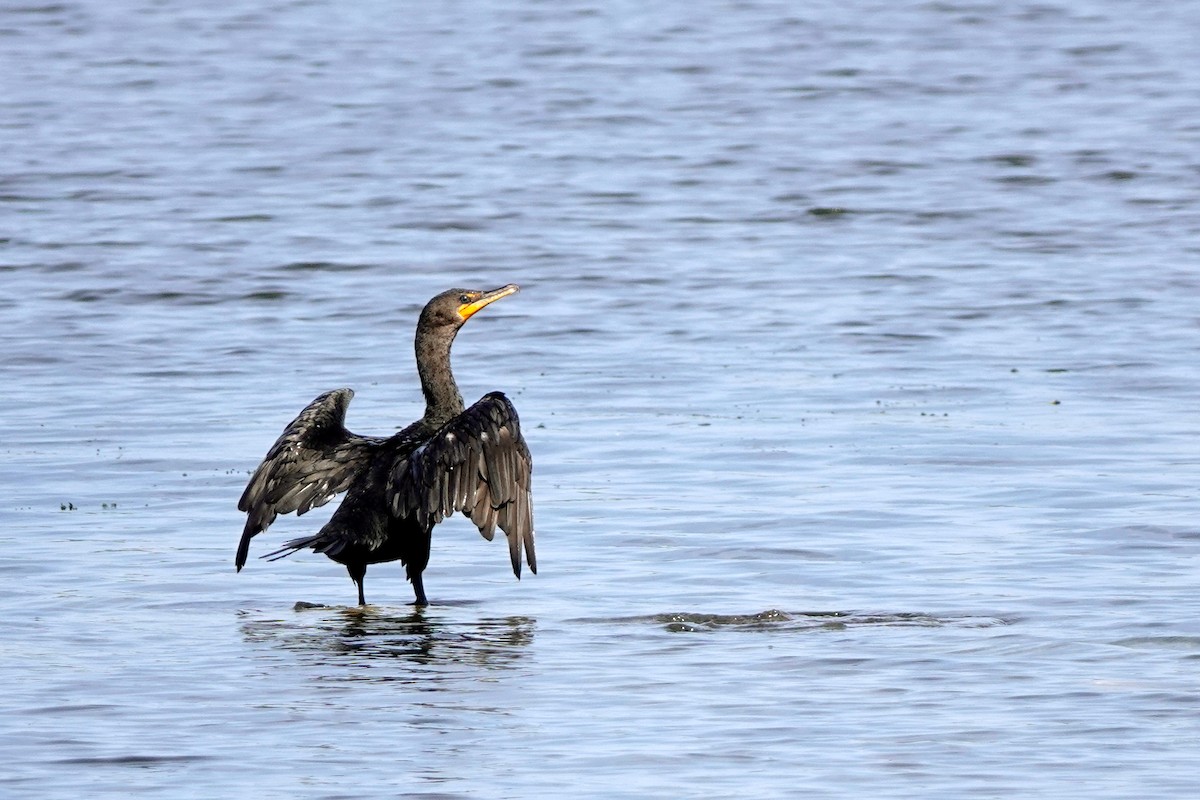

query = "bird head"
(419, 284), (520, 331)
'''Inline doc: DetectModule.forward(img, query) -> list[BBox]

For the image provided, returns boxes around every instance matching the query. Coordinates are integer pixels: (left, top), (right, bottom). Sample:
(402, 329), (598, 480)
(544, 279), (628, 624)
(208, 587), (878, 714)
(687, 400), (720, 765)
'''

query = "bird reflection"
(239, 605), (535, 679)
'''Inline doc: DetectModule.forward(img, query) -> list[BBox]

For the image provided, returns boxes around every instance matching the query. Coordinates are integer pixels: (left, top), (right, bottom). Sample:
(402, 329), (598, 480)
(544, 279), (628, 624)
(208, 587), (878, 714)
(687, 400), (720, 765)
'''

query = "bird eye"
(459, 294), (471, 303)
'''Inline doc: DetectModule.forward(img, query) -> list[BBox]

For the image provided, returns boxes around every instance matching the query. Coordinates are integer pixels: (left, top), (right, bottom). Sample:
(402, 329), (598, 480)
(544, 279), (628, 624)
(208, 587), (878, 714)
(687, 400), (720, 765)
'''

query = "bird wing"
(236, 388), (382, 570)
(387, 391), (536, 578)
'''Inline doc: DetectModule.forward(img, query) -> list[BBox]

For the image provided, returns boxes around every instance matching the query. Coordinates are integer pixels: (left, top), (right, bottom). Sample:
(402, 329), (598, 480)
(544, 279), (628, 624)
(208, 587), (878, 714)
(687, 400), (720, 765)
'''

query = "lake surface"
(2, 0), (1199, 797)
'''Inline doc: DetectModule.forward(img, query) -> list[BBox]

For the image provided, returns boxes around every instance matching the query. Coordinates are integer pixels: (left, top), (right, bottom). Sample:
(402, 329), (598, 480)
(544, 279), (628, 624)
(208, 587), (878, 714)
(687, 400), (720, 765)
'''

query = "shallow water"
(3, 0), (1200, 797)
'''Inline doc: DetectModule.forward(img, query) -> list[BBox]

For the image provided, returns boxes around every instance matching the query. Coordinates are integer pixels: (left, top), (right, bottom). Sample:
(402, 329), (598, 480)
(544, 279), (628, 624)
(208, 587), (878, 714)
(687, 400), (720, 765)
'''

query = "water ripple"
(587, 610), (1016, 633)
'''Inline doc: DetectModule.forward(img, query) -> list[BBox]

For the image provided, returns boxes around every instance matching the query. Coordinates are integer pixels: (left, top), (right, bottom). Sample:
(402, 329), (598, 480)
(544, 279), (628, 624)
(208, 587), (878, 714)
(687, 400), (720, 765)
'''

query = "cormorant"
(235, 284), (535, 606)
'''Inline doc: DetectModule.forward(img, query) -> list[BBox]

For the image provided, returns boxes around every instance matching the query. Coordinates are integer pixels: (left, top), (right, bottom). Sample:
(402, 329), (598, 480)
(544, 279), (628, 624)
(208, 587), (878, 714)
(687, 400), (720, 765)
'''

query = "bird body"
(236, 285), (535, 605)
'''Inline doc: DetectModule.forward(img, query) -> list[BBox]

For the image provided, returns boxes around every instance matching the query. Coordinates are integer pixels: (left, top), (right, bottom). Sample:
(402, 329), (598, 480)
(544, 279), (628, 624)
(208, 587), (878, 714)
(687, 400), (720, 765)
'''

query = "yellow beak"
(458, 284), (519, 321)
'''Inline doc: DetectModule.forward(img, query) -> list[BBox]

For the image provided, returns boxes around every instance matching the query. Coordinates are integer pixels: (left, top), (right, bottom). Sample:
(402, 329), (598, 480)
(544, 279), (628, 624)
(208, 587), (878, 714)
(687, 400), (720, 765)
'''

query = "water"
(2, 0), (1199, 797)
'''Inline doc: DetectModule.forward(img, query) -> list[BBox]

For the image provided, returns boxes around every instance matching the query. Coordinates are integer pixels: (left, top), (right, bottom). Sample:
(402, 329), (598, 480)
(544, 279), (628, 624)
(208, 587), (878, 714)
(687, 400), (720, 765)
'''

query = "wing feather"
(387, 391), (536, 577)
(235, 388), (382, 570)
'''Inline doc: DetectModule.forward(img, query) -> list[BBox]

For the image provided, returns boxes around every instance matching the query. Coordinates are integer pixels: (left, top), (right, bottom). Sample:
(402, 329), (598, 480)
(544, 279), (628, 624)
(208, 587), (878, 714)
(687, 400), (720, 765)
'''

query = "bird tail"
(261, 530), (348, 562)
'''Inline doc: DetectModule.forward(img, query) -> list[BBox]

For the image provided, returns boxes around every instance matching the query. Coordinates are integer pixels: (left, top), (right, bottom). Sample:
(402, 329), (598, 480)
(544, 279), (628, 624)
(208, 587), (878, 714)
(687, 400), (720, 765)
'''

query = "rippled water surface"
(3, 1), (1199, 797)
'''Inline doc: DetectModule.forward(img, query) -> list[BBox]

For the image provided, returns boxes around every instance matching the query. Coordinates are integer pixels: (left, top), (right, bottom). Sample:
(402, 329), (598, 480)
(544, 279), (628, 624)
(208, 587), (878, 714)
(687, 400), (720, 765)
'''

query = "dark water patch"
(390, 219), (487, 231)
(537, 326), (603, 339)
(736, 545), (835, 560)
(855, 159), (924, 175)
(859, 272), (938, 283)
(65, 188), (157, 203)
(25, 703), (119, 715)
(1064, 43), (1125, 57)
(87, 57), (171, 69)
(744, 214), (800, 224)
(130, 291), (191, 303)
(807, 206), (849, 217)
(4, 3), (71, 12)
(992, 174), (1057, 186)
(1084, 525), (1200, 544)
(133, 368), (202, 379)
(242, 290), (290, 302)
(233, 165), (285, 175)
(911, 209), (978, 222)
(59, 288), (120, 303)
(31, 261), (87, 273)
(10, 168), (129, 182)
(669, 215), (725, 224)
(127, 290), (228, 306)
(994, 233), (1079, 253)
(585, 610), (1014, 633)
(572, 113), (660, 128)
(365, 195), (405, 208)
(577, 191), (645, 205)
(984, 153), (1038, 168)
(525, 44), (590, 58)
(276, 260), (372, 273)
(484, 77), (524, 88)
(211, 214), (274, 223)
(846, 331), (940, 342)
(1111, 636), (1200, 652)
(819, 67), (863, 78)
(51, 754), (212, 766)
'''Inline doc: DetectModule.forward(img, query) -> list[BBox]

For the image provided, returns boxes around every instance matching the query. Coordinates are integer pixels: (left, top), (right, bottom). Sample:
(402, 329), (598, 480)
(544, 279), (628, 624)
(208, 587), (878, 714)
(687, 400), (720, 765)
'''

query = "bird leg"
(409, 569), (429, 606)
(347, 563), (367, 606)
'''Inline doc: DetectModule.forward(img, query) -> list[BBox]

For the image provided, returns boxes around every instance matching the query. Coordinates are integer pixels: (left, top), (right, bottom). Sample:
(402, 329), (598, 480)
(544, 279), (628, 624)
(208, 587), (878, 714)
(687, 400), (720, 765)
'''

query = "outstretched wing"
(236, 388), (383, 570)
(388, 391), (536, 578)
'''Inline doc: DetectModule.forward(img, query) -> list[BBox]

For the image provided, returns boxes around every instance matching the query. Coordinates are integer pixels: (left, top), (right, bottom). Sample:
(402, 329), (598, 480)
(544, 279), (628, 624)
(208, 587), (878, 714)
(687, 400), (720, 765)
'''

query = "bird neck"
(415, 326), (464, 426)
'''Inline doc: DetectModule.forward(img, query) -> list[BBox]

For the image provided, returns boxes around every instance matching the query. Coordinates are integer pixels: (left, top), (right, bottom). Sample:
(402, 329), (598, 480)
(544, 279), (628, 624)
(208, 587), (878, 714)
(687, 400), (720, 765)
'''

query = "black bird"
(235, 284), (535, 606)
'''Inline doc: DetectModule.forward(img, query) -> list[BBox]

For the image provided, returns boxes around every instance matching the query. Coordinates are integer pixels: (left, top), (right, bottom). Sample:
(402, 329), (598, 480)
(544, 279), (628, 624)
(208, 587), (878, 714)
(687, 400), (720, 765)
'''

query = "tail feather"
(262, 533), (326, 562)
(235, 520), (260, 572)
(524, 528), (537, 575)
(260, 527), (351, 562)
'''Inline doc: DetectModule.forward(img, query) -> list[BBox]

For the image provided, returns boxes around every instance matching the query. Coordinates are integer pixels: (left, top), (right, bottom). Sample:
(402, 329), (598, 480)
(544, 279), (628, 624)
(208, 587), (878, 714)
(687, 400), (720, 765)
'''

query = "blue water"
(2, 1), (1199, 797)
